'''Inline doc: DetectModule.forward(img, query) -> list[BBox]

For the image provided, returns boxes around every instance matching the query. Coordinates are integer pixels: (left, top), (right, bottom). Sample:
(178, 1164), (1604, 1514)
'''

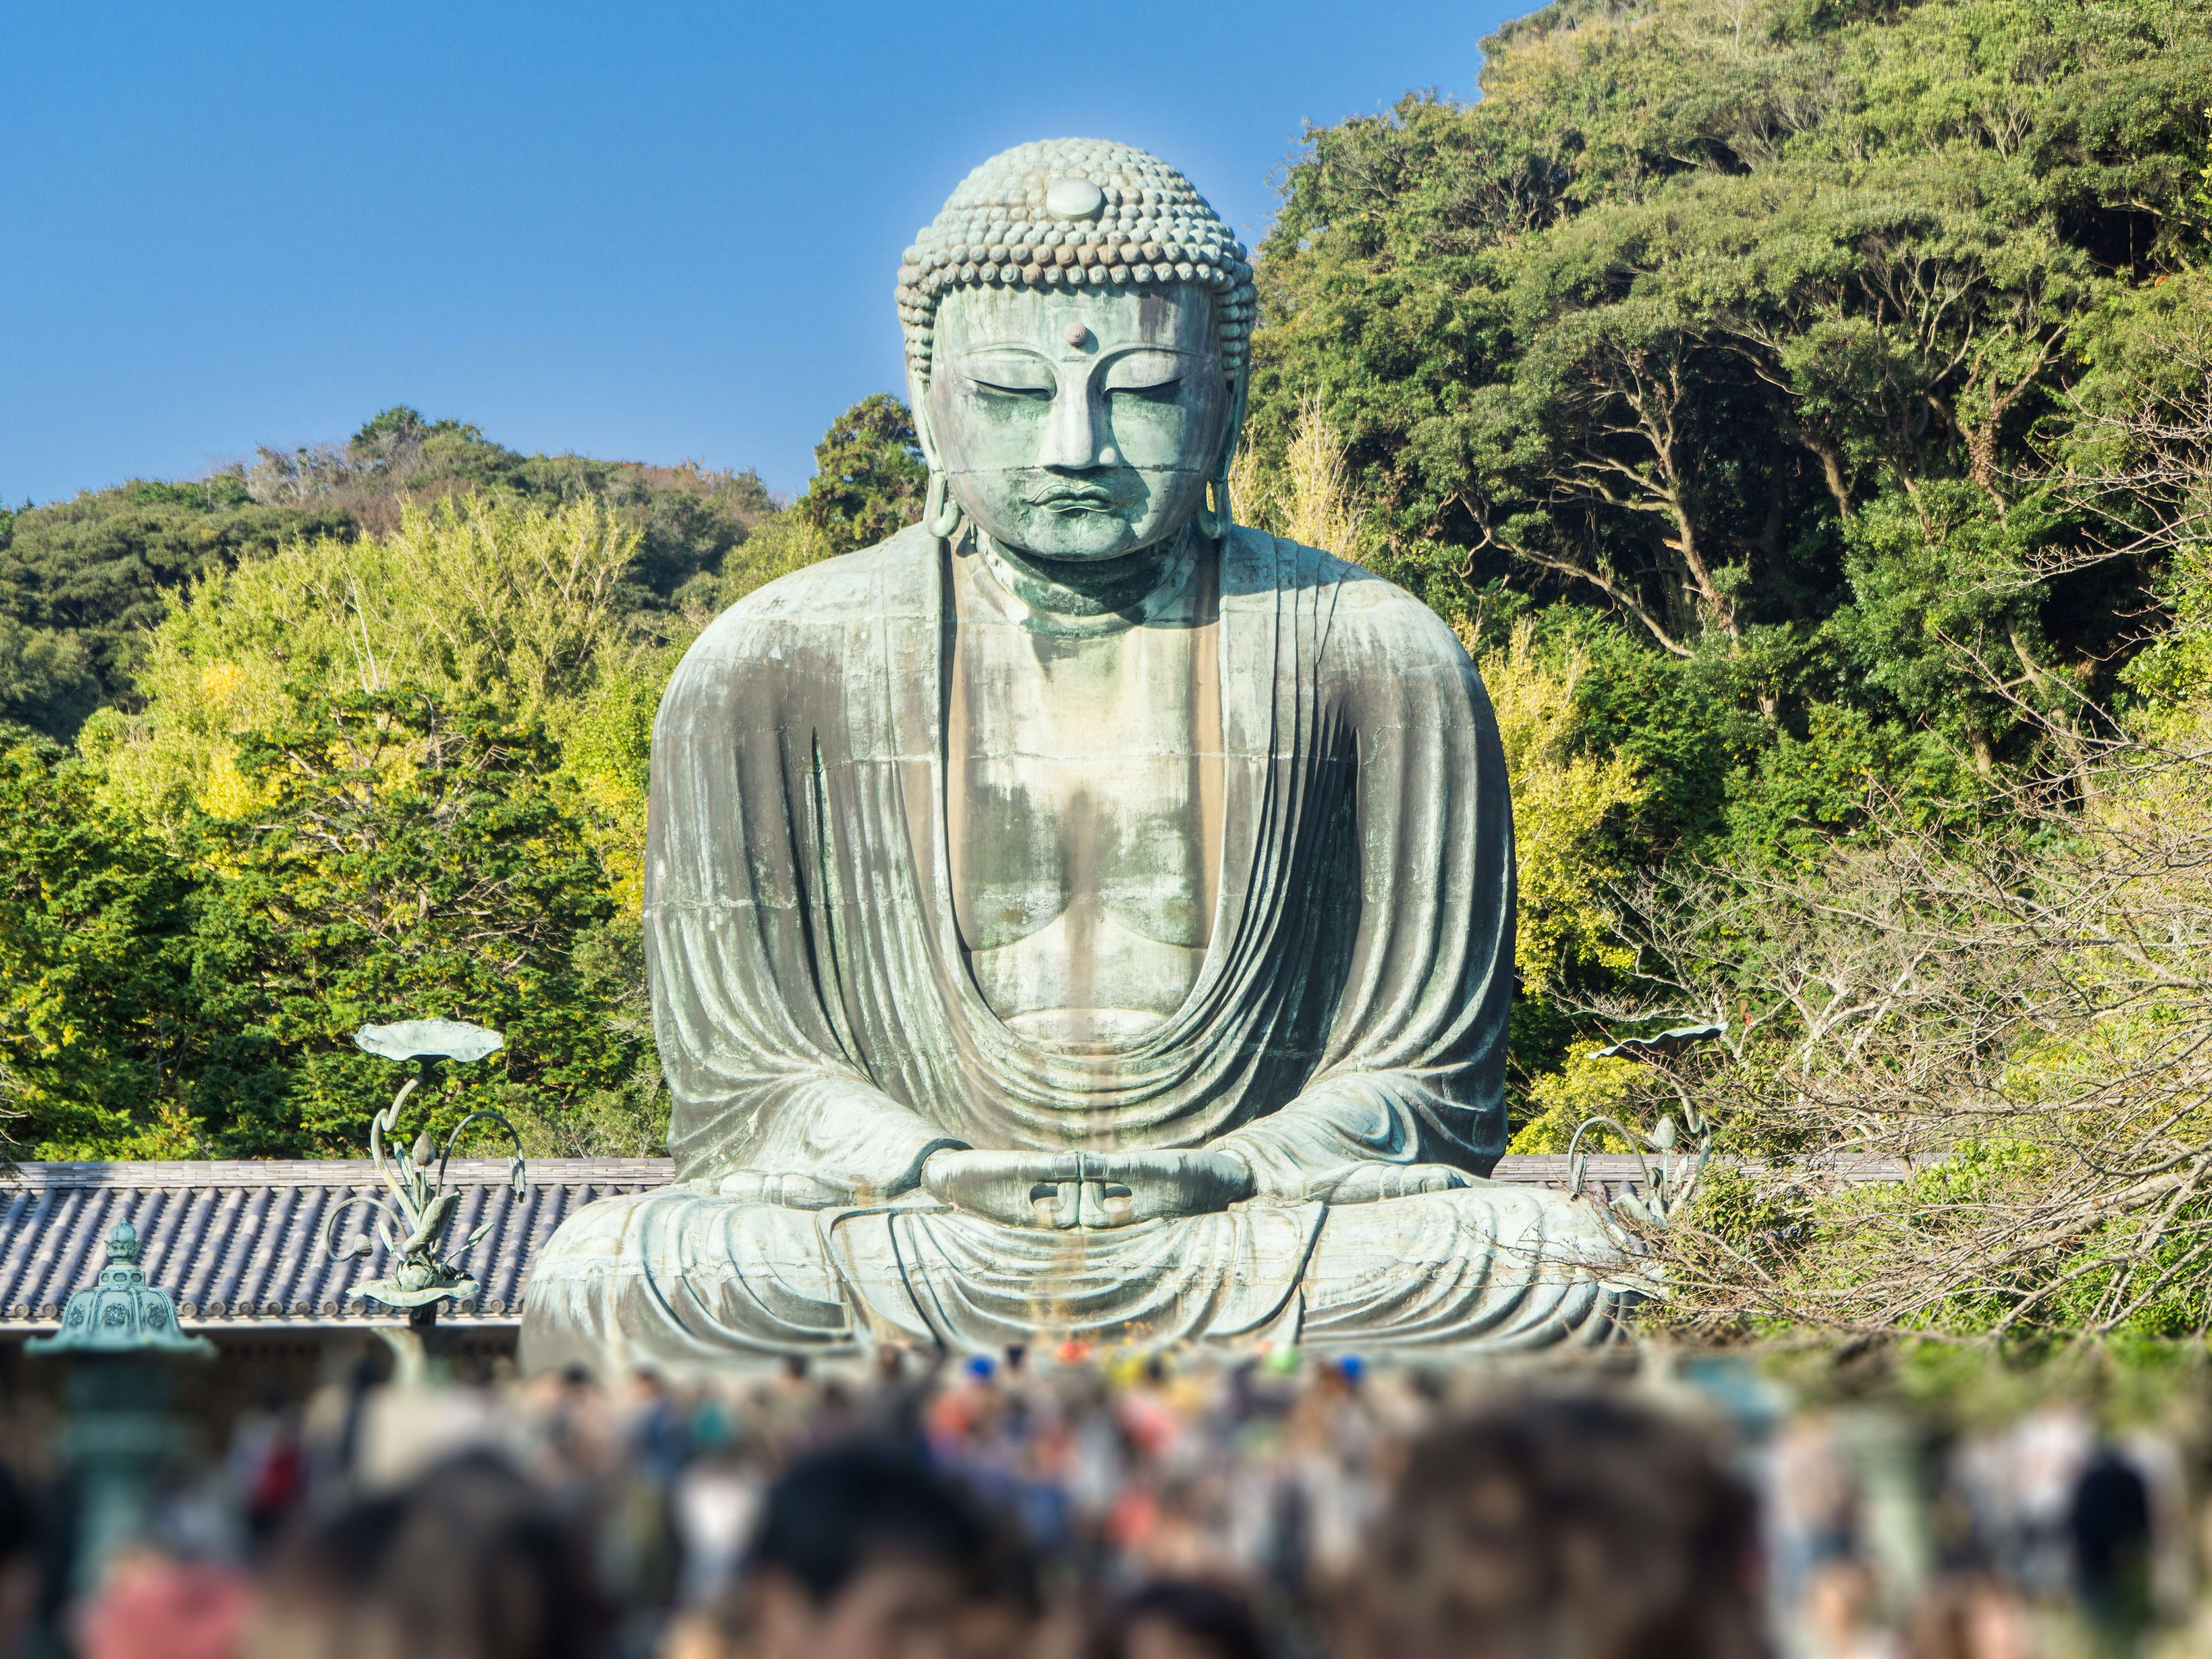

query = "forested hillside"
(0, 408), (774, 740)
(0, 410), (847, 1160)
(1243, 0), (2209, 845)
(5, 0), (2211, 1345)
(1235, 0), (2212, 1109)
(1235, 0), (2212, 1342)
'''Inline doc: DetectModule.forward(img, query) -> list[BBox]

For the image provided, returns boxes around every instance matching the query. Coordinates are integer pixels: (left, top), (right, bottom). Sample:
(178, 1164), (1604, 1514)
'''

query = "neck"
(979, 525), (1199, 620)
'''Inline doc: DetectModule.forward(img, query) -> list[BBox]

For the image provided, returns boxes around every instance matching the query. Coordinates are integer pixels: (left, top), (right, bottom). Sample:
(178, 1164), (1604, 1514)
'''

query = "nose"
(1040, 371), (1108, 471)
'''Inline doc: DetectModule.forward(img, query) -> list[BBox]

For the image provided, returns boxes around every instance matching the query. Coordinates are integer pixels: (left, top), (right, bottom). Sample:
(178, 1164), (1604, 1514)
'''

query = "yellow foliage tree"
(83, 492), (843, 919)
(1507, 1042), (1648, 1154)
(84, 494), (659, 899)
(1229, 392), (1371, 561)
(1468, 618), (1649, 1152)
(1472, 619), (1646, 995)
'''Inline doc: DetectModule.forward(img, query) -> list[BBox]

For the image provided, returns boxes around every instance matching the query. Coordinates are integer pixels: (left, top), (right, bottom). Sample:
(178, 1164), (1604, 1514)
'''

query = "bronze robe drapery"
(655, 522), (1515, 1186)
(520, 526), (1634, 1371)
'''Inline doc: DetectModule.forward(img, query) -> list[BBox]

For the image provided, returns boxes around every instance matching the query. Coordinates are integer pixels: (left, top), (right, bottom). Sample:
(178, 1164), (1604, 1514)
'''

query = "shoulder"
(671, 525), (937, 689)
(1329, 565), (1472, 673)
(1228, 527), (1473, 679)
(703, 524), (935, 643)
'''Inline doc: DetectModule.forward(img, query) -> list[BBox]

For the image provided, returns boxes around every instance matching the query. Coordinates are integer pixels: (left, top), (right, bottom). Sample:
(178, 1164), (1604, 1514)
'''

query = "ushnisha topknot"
(897, 138), (1257, 388)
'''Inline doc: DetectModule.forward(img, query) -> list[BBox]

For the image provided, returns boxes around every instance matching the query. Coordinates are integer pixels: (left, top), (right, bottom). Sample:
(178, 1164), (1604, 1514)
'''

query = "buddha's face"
(921, 283), (1232, 561)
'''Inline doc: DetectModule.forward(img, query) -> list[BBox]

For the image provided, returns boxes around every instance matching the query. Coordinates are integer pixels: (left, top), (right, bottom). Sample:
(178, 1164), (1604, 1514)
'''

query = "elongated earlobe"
(1197, 373), (1248, 542)
(924, 467), (964, 539)
(1194, 468), (1231, 541)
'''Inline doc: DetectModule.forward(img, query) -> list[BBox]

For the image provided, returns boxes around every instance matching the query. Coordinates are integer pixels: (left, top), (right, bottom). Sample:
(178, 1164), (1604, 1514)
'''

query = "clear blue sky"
(3, 1), (1514, 505)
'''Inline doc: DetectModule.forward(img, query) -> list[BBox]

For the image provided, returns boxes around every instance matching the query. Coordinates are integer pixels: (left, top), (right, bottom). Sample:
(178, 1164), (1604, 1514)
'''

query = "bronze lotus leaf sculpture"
(1571, 1023), (1727, 1229)
(355, 1018), (507, 1067)
(331, 1018), (523, 1312)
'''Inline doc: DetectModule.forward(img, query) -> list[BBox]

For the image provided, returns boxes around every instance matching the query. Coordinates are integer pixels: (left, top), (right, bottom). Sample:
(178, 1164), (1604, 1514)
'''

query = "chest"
(943, 557), (1224, 966)
(953, 611), (1206, 778)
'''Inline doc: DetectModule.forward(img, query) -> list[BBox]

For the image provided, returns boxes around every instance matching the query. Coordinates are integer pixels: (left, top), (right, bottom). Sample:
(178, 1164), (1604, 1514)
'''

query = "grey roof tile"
(0, 1159), (678, 1329)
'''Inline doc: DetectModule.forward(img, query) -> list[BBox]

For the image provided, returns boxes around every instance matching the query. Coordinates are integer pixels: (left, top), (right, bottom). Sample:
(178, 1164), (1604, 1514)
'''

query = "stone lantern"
(27, 1220), (213, 1592)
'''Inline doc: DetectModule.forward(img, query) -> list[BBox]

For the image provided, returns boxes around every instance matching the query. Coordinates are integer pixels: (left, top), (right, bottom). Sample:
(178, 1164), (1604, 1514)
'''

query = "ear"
(908, 374), (967, 541)
(907, 366), (942, 470)
(1212, 368), (1250, 483)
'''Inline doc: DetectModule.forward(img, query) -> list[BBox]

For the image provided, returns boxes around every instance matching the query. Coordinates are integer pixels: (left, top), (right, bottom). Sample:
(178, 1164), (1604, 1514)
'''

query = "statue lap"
(518, 1179), (1631, 1377)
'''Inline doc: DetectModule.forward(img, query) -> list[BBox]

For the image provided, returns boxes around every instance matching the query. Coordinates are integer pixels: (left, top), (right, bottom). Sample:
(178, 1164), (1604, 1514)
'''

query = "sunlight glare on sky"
(2, 1), (1515, 503)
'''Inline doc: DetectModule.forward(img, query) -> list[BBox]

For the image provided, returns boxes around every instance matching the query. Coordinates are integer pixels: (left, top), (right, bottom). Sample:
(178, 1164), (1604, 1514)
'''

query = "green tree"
(794, 393), (926, 554)
(0, 617), (102, 740)
(186, 691), (646, 1157)
(0, 736), (201, 1159)
(1242, 0), (2212, 1105)
(0, 693), (655, 1160)
(1251, 0), (2212, 769)
(0, 476), (353, 729)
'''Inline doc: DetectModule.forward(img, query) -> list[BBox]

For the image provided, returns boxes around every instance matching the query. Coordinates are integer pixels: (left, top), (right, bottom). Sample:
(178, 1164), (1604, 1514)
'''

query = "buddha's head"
(899, 139), (1255, 562)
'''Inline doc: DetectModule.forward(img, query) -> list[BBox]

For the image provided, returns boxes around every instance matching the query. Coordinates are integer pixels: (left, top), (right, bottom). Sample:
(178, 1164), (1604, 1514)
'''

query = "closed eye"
(972, 379), (1053, 401)
(1108, 377), (1184, 403)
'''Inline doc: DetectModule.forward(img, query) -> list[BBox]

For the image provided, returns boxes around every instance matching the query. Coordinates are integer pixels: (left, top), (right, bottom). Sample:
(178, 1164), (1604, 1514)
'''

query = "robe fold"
(520, 525), (1636, 1373)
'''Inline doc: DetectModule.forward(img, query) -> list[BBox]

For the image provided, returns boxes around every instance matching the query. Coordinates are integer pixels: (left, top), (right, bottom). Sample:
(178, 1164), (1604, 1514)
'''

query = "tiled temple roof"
(0, 1154), (1910, 1332)
(0, 1159), (671, 1330)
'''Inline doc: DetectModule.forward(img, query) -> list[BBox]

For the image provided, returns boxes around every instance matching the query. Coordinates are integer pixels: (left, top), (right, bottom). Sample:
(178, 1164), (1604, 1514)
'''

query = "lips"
(1027, 484), (1122, 512)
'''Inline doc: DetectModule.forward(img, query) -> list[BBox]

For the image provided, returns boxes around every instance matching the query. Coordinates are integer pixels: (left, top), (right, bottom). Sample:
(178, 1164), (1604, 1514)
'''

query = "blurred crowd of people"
(2, 1340), (2209, 1659)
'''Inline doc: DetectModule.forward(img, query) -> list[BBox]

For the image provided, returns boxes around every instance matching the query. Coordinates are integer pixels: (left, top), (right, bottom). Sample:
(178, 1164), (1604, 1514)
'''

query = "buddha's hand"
(919, 1149), (1254, 1229)
(920, 1149), (1082, 1228)
(1323, 1163), (1470, 1205)
(1069, 1150), (1255, 1228)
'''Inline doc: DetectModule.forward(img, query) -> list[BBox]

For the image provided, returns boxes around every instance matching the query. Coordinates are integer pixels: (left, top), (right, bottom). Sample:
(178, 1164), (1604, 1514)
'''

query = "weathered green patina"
(522, 140), (1641, 1374)
(27, 1221), (212, 1359)
(28, 1221), (210, 1594)
(332, 1019), (522, 1378)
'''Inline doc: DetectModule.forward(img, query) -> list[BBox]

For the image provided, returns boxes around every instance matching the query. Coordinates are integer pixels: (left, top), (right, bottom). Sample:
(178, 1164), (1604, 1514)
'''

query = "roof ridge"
(1, 1157), (680, 1189)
